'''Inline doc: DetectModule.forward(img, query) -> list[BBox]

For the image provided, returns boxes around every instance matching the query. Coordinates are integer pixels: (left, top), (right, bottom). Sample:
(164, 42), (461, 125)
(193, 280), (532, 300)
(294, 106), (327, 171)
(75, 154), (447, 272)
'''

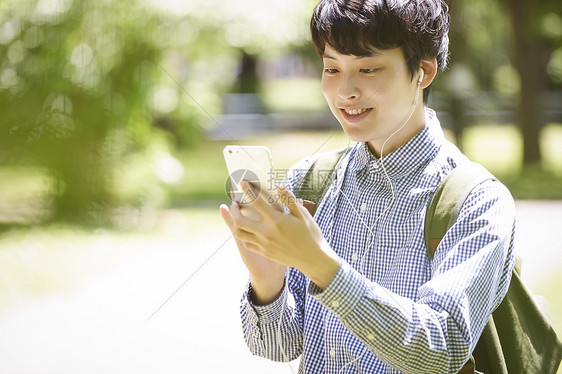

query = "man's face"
(321, 44), (424, 155)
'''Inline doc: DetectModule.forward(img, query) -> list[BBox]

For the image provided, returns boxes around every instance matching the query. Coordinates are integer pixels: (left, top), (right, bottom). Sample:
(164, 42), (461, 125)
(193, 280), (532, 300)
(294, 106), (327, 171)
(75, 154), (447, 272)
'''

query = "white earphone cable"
(336, 74), (423, 373)
(278, 268), (297, 374)
(277, 72), (423, 374)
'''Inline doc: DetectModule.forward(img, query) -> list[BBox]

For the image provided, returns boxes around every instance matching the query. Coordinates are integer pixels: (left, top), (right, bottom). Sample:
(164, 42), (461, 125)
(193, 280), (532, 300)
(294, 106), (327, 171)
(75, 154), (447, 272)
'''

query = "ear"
(419, 58), (438, 89)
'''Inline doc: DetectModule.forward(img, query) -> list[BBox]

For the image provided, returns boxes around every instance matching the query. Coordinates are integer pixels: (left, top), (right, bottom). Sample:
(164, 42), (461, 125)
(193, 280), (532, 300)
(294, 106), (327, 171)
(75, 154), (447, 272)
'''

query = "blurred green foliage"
(0, 0), (561, 228)
(0, 0), (320, 226)
(0, 0), (169, 224)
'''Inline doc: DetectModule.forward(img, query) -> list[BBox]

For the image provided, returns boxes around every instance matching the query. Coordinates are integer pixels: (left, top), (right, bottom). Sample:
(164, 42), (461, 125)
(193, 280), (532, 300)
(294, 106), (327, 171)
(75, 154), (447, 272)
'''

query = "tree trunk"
(445, 0), (470, 149)
(504, 0), (547, 168)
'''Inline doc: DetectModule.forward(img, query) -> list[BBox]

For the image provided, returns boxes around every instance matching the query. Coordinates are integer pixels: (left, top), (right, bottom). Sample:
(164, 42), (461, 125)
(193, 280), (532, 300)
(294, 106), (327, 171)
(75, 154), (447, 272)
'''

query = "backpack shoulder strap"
(424, 161), (495, 258)
(294, 148), (350, 215)
(424, 161), (562, 373)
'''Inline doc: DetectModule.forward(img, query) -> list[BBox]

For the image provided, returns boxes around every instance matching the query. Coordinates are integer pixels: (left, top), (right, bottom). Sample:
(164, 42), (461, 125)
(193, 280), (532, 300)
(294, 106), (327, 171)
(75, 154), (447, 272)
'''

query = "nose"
(338, 74), (360, 101)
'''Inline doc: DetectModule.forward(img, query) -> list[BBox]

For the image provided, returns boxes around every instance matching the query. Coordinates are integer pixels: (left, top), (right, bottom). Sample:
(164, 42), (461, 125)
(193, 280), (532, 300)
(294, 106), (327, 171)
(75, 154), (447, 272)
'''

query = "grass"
(261, 78), (326, 114)
(461, 125), (524, 175)
(461, 124), (562, 199)
(168, 123), (562, 205)
(1, 124), (560, 217)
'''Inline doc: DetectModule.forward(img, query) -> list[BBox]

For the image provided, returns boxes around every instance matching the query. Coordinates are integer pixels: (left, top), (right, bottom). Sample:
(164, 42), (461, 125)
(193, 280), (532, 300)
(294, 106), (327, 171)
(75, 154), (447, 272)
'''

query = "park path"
(0, 212), (296, 374)
(0, 201), (560, 374)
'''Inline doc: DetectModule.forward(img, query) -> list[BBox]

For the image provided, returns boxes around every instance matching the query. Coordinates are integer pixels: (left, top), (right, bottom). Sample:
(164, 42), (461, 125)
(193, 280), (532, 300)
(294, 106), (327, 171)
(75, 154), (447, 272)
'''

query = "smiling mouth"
(341, 108), (372, 117)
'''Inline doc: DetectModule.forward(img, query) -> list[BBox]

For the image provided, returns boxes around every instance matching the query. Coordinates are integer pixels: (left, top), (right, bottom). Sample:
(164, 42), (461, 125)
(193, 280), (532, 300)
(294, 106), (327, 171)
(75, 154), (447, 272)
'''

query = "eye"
(360, 68), (378, 74)
(324, 68), (339, 74)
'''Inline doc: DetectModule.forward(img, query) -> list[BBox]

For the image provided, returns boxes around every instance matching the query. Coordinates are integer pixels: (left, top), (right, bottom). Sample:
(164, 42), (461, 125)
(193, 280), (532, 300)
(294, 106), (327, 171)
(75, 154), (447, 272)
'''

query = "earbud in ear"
(417, 70), (424, 86)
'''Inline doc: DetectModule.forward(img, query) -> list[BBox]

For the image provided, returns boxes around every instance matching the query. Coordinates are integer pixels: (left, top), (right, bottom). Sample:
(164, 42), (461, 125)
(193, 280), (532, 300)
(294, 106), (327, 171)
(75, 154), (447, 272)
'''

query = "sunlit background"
(0, 0), (561, 372)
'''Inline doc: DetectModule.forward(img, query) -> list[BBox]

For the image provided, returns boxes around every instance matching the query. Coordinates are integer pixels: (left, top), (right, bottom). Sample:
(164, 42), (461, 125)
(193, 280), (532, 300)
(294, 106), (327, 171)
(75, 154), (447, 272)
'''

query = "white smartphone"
(223, 145), (282, 216)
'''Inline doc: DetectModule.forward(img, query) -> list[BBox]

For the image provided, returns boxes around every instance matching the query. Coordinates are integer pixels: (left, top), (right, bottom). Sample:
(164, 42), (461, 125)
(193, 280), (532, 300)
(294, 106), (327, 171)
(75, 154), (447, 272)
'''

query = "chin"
(339, 123), (373, 144)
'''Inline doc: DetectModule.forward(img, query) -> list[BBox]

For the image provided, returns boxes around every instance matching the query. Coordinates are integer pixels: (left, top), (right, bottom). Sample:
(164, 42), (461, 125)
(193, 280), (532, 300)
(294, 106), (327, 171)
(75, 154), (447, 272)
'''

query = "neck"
(367, 105), (427, 158)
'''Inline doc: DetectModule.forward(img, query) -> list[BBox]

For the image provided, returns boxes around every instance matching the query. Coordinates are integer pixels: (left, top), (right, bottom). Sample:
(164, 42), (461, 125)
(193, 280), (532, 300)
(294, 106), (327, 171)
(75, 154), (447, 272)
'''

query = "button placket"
(360, 202), (367, 212)
(252, 327), (262, 341)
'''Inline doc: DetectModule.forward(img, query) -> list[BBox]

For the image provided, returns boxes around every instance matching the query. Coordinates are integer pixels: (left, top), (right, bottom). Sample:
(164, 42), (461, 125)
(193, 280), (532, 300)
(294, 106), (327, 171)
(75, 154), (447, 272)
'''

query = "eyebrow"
(322, 51), (382, 60)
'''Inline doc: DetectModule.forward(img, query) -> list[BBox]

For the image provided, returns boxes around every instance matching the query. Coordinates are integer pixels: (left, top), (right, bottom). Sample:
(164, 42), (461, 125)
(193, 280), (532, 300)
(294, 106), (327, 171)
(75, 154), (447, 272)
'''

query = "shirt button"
(351, 252), (358, 262)
(367, 333), (375, 341)
(360, 202), (367, 212)
(331, 300), (340, 308)
(329, 348), (336, 358)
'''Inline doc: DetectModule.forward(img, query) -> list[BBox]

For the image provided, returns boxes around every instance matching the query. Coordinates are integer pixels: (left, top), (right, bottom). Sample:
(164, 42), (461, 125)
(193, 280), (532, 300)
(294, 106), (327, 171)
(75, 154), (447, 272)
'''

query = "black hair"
(310, 0), (450, 104)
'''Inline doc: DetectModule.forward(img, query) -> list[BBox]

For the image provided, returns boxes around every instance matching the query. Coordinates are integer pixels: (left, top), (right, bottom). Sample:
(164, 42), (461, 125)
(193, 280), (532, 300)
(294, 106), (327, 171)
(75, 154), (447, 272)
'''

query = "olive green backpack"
(295, 148), (562, 374)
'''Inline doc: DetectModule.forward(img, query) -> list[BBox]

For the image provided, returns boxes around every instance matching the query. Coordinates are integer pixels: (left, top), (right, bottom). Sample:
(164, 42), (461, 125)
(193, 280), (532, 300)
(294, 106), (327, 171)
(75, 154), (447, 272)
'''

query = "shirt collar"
(349, 108), (444, 179)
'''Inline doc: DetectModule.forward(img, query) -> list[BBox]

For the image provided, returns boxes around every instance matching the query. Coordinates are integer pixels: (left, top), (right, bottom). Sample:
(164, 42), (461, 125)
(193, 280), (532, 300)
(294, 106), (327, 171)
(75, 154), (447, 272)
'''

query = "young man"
(220, 0), (515, 372)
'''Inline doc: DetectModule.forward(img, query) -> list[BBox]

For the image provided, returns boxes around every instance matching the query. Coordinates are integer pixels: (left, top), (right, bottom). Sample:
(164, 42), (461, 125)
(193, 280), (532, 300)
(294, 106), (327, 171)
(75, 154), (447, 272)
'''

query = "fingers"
(220, 203), (262, 250)
(239, 180), (306, 220)
(235, 228), (262, 248)
(276, 185), (304, 218)
(227, 199), (265, 234)
(219, 204), (234, 229)
(239, 180), (277, 219)
(220, 203), (247, 233)
(220, 203), (246, 246)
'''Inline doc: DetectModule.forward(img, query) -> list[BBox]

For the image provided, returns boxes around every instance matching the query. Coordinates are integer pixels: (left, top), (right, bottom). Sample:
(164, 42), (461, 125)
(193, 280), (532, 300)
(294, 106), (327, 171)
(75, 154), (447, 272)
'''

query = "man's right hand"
(220, 203), (286, 305)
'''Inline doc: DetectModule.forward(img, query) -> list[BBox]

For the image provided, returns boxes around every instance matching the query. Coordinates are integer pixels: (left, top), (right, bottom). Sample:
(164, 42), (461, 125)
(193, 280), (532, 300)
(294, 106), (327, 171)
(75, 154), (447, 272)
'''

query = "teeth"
(345, 108), (368, 115)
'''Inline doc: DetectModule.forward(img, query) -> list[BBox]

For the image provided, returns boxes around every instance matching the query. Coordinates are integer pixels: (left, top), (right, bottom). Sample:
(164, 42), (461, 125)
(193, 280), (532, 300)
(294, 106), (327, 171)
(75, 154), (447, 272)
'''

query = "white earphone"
(417, 70), (424, 86)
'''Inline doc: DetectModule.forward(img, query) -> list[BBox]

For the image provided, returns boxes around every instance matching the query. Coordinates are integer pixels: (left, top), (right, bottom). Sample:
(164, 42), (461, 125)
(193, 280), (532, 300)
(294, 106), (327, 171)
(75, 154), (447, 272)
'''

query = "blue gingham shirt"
(240, 109), (515, 373)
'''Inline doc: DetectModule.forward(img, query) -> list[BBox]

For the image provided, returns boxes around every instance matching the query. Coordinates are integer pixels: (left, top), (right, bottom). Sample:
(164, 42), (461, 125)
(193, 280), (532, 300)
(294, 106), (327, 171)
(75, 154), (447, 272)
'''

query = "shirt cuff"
(245, 280), (289, 325)
(309, 260), (364, 318)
